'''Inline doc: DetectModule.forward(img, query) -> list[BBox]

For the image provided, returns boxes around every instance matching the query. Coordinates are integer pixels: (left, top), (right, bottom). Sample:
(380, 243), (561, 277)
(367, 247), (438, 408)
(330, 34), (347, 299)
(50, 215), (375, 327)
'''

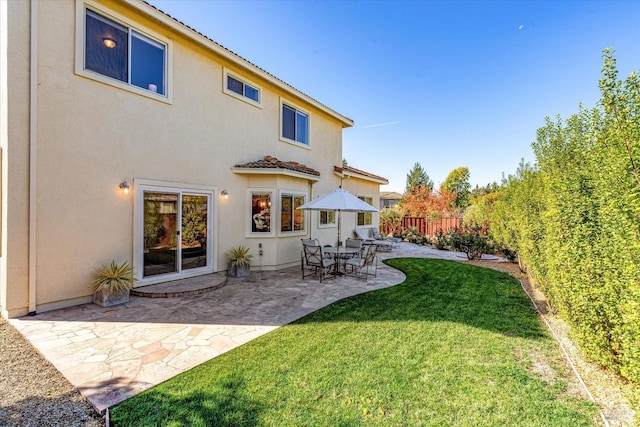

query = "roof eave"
(232, 167), (321, 182)
(334, 170), (389, 185)
(125, 0), (354, 128)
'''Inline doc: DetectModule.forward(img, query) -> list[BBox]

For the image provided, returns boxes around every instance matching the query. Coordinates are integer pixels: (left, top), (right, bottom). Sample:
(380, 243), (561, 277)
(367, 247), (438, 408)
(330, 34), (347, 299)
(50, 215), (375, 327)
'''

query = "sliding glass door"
(141, 187), (212, 279)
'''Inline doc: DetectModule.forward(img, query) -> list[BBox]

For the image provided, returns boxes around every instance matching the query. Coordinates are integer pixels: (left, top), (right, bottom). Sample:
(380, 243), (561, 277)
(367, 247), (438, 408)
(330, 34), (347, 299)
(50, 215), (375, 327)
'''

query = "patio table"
(323, 247), (360, 275)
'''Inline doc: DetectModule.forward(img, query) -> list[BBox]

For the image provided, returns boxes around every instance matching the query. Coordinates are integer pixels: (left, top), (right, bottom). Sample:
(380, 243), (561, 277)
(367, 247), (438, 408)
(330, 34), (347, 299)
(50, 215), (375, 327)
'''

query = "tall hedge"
(493, 49), (640, 386)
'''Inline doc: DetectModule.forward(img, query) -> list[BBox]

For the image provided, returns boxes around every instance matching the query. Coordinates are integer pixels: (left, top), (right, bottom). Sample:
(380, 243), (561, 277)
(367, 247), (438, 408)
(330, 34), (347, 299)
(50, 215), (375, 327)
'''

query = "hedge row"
(492, 50), (640, 386)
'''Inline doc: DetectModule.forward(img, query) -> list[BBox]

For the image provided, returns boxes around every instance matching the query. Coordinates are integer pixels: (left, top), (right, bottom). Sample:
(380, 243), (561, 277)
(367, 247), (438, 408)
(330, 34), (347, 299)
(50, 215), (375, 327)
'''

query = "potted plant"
(227, 245), (253, 277)
(90, 260), (137, 307)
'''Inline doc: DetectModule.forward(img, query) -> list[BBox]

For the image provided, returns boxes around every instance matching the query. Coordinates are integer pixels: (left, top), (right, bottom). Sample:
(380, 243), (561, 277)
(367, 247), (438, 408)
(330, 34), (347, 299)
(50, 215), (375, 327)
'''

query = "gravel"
(0, 316), (104, 426)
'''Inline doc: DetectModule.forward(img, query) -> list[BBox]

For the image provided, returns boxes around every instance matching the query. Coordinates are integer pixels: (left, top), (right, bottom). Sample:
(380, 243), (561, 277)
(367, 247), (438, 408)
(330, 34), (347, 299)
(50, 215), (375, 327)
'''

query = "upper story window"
(80, 6), (168, 98)
(228, 76), (259, 102)
(222, 68), (262, 107)
(281, 102), (309, 145)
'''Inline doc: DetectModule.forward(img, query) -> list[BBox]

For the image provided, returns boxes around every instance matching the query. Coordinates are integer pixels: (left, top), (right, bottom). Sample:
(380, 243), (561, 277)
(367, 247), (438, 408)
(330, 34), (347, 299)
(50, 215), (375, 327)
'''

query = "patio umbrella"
(296, 187), (379, 246)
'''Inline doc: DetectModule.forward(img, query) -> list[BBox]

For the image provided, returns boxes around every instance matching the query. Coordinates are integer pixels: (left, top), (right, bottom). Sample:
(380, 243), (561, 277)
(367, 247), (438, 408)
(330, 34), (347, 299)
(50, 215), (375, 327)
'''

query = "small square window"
(244, 84), (259, 102)
(227, 75), (244, 95)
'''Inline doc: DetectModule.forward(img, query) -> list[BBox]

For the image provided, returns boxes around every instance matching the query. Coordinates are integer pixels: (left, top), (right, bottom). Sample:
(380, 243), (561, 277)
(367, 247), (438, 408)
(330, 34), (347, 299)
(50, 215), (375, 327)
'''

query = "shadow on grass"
(111, 372), (263, 426)
(295, 258), (546, 340)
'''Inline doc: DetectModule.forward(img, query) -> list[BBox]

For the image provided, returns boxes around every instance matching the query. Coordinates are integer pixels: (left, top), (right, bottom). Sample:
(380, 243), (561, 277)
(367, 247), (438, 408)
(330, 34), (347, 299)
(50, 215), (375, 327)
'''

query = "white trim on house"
(74, 0), (174, 104)
(279, 97), (311, 148)
(356, 193), (375, 226)
(246, 188), (275, 238)
(223, 67), (262, 108)
(334, 168), (388, 185)
(123, 0), (353, 127)
(318, 210), (337, 230)
(231, 167), (320, 182)
(132, 179), (217, 286)
(277, 189), (307, 237)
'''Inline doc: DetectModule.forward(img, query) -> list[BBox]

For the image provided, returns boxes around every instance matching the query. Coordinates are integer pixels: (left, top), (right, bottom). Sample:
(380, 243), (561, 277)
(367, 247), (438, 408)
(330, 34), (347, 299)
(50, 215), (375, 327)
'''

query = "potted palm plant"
(227, 245), (253, 277)
(90, 260), (137, 307)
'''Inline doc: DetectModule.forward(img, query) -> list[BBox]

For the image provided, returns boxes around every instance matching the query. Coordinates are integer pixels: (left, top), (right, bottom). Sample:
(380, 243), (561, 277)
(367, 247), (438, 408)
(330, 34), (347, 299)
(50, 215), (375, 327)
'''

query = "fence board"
(380, 217), (460, 236)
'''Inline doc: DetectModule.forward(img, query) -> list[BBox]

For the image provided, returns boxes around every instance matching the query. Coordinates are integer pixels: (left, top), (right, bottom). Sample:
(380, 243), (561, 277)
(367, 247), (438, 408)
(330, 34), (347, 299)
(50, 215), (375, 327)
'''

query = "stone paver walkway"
(9, 243), (504, 412)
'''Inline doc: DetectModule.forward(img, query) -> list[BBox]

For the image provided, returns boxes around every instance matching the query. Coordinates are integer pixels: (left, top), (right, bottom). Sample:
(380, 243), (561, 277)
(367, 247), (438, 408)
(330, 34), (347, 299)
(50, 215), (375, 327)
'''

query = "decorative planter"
(93, 288), (130, 307)
(228, 264), (250, 278)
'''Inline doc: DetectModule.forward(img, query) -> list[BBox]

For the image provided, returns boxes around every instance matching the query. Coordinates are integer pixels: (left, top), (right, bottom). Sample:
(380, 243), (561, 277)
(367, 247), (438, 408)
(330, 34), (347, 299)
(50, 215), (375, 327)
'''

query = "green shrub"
(448, 227), (491, 260)
(491, 50), (640, 391)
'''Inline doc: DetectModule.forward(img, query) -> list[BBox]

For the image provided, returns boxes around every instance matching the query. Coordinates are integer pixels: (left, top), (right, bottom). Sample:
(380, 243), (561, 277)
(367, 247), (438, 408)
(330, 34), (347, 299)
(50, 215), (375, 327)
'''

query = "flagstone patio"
(9, 243), (504, 413)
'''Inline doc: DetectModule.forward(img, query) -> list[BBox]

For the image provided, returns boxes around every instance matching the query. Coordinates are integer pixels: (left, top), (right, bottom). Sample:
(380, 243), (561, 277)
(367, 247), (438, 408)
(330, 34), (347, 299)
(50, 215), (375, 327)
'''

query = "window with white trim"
(251, 192), (272, 233)
(282, 103), (309, 145)
(280, 193), (305, 232)
(357, 196), (374, 226)
(319, 211), (335, 226)
(226, 74), (260, 103)
(83, 8), (167, 95)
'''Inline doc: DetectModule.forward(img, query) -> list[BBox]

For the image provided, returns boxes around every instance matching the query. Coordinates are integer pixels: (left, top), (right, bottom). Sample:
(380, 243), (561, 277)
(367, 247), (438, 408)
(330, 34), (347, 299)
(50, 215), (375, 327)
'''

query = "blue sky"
(147, 0), (640, 192)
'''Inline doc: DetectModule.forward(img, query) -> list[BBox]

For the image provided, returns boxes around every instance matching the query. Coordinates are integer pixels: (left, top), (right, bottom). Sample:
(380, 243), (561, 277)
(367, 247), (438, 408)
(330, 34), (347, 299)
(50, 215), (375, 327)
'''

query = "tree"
(399, 186), (456, 220)
(405, 162), (433, 193)
(441, 166), (471, 209)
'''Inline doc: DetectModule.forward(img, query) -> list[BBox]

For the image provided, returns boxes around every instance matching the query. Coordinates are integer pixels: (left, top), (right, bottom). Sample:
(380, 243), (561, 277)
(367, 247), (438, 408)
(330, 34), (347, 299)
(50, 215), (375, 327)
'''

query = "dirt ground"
(467, 259), (638, 426)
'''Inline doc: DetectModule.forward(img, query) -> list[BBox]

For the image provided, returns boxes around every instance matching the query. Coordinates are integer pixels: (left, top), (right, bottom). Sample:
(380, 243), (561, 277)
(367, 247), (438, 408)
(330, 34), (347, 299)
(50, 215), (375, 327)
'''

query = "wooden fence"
(380, 216), (460, 236)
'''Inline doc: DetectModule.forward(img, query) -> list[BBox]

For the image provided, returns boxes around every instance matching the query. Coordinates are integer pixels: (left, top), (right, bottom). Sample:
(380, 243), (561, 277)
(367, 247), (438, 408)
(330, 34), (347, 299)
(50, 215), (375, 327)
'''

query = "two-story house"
(0, 0), (387, 318)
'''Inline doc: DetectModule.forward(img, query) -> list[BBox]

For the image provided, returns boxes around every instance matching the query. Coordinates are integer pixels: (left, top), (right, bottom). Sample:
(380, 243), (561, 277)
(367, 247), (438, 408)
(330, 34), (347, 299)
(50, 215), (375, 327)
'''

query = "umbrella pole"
(337, 210), (341, 247)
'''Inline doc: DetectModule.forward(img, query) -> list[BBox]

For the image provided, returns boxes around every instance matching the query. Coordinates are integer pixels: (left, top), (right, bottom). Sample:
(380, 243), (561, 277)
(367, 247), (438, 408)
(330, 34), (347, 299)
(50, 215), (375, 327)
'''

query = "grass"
(111, 258), (600, 426)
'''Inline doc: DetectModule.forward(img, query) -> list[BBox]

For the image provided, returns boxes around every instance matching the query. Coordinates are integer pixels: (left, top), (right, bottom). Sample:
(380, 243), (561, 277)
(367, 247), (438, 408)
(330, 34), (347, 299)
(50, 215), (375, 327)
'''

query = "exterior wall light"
(119, 181), (130, 194)
(221, 189), (229, 199)
(102, 37), (117, 49)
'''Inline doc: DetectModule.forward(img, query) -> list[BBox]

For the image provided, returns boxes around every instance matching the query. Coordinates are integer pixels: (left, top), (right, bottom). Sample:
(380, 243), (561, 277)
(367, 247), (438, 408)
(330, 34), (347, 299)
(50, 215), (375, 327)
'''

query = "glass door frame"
(133, 180), (216, 286)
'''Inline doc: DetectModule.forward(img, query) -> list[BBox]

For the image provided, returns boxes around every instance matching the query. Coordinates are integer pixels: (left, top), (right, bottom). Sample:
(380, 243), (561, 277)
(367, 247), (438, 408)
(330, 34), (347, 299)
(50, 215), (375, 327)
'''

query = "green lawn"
(111, 258), (600, 426)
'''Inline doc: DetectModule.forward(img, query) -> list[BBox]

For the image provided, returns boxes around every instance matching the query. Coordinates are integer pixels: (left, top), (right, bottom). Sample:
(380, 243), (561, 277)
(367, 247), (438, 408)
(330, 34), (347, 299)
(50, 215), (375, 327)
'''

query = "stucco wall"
(1, 0), (356, 315)
(1, 0), (32, 318)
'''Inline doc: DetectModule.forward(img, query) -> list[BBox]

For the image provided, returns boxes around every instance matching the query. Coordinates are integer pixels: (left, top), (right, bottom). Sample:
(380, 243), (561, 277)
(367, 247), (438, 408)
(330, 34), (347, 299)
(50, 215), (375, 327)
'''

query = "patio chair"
(354, 227), (394, 252)
(301, 242), (336, 282)
(371, 227), (401, 247)
(345, 238), (363, 258)
(344, 244), (378, 281)
(301, 238), (320, 246)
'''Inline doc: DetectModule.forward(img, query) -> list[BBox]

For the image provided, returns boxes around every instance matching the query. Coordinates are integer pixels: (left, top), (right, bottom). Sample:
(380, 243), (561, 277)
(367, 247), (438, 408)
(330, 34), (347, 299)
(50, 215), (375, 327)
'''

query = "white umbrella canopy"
(296, 188), (379, 246)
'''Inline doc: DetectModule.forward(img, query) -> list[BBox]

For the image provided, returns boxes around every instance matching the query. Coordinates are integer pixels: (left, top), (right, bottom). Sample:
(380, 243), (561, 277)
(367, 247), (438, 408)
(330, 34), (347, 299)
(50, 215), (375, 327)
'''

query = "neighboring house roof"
(232, 156), (321, 181)
(334, 165), (389, 185)
(134, 0), (353, 128)
(380, 191), (403, 200)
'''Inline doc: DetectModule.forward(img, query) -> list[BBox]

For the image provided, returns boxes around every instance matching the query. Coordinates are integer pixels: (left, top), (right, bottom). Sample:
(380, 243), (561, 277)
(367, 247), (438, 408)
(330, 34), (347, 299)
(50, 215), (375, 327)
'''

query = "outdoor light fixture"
(102, 37), (117, 48)
(119, 181), (130, 194)
(221, 189), (229, 199)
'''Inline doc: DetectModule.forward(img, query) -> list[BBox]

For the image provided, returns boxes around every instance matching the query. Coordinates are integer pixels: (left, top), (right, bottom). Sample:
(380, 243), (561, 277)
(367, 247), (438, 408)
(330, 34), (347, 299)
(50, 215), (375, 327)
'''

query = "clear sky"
(147, 0), (640, 192)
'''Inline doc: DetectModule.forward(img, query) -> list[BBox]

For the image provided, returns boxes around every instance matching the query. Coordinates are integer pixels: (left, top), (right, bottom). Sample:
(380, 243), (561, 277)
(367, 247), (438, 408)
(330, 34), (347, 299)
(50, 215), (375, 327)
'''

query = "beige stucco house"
(0, 0), (388, 318)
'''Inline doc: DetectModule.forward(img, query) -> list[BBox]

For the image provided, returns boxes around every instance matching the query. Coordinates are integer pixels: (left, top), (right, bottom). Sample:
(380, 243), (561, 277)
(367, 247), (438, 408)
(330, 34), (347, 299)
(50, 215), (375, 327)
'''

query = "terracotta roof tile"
(234, 156), (320, 177)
